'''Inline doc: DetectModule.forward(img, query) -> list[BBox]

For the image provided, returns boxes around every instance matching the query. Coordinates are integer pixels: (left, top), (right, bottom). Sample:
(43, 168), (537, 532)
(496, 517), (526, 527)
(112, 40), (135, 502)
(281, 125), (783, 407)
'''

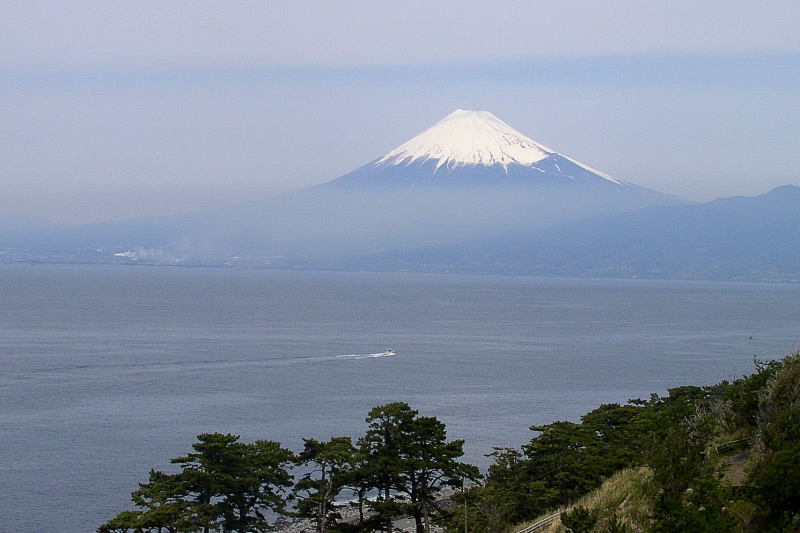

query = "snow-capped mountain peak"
(372, 109), (624, 186)
(377, 109), (555, 170)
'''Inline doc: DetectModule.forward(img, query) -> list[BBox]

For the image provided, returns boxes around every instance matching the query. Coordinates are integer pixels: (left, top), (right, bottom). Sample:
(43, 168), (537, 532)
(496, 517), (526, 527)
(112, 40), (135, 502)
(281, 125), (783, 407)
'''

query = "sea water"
(1, 264), (798, 532)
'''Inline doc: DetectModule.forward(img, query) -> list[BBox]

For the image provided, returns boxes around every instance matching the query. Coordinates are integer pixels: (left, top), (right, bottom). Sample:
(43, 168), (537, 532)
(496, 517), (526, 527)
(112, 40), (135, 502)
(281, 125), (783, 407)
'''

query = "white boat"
(378, 348), (396, 356)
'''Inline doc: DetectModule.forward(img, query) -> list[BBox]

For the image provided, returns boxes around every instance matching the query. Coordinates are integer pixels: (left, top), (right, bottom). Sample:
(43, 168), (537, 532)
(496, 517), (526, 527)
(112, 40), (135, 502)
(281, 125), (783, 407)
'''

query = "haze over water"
(2, 264), (799, 532)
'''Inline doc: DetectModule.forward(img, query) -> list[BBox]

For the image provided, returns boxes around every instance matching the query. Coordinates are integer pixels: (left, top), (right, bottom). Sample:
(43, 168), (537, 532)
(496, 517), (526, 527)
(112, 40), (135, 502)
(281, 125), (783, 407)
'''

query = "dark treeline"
(99, 402), (478, 533)
(101, 353), (800, 533)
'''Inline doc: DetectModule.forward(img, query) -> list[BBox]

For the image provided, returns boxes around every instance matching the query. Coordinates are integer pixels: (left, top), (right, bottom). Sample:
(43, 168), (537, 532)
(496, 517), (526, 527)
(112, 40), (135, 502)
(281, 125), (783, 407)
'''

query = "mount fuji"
(326, 109), (644, 192)
(1, 109), (686, 264)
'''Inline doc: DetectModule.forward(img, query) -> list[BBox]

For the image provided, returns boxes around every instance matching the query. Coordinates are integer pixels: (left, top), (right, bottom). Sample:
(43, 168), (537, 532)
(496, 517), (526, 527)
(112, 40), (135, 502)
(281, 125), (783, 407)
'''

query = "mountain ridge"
(344, 185), (800, 281)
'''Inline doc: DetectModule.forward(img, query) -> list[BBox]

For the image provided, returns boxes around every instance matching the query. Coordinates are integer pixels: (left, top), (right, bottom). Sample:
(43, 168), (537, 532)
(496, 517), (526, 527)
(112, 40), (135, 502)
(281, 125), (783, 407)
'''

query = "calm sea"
(1, 264), (798, 532)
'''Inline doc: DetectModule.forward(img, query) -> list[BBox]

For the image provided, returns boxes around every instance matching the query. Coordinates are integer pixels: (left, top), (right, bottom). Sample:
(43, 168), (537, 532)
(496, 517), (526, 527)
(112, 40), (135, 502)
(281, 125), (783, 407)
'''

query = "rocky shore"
(273, 487), (462, 533)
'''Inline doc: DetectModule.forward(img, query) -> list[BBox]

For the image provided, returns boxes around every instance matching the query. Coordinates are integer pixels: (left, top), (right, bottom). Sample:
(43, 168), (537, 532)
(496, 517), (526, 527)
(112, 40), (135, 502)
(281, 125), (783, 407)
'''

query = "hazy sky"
(2, 1), (799, 223)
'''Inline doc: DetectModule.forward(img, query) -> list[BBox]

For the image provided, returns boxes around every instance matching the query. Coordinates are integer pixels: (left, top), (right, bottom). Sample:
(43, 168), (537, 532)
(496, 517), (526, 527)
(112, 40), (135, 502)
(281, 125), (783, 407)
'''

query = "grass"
(511, 467), (656, 533)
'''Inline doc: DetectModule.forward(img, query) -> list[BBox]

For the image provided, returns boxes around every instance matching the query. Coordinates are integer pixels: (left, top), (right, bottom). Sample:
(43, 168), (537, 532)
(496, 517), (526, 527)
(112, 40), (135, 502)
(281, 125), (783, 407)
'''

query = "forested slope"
(446, 352), (800, 532)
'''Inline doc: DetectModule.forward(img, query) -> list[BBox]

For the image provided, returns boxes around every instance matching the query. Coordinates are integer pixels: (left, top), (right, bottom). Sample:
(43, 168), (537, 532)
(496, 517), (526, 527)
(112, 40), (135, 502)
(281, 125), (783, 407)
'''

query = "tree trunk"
(316, 497), (324, 533)
(201, 489), (211, 533)
(411, 480), (423, 533)
(315, 470), (326, 533)
(414, 512), (424, 533)
(238, 503), (249, 532)
(357, 492), (365, 533)
(384, 486), (393, 533)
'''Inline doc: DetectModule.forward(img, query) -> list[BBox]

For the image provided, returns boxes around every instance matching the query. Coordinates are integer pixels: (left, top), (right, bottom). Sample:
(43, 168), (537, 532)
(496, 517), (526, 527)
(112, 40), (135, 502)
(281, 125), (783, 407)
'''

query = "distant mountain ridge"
(1, 109), (688, 266)
(347, 185), (800, 281)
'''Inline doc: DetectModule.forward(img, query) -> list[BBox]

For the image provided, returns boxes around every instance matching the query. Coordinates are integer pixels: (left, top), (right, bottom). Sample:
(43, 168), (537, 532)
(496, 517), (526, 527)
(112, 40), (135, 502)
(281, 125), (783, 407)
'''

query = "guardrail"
(515, 510), (562, 533)
(714, 437), (752, 455)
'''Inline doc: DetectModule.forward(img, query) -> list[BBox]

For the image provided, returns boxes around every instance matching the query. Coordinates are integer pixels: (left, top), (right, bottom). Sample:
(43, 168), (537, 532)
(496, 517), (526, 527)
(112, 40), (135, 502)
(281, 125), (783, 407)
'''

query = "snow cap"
(377, 109), (555, 170)
(377, 109), (623, 184)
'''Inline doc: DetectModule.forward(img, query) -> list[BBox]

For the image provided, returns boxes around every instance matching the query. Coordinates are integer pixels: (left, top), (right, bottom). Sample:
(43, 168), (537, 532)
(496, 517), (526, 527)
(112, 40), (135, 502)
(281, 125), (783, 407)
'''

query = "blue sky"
(2, 1), (799, 222)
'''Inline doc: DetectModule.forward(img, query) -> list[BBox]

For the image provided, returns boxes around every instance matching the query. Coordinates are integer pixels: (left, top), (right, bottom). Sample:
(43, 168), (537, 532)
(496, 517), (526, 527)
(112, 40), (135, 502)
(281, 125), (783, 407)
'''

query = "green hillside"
(443, 352), (800, 532)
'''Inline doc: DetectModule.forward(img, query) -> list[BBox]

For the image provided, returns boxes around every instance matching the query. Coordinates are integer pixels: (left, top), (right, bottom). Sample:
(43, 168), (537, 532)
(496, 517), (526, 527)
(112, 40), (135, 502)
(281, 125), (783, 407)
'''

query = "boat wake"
(17, 349), (397, 376)
(335, 351), (396, 360)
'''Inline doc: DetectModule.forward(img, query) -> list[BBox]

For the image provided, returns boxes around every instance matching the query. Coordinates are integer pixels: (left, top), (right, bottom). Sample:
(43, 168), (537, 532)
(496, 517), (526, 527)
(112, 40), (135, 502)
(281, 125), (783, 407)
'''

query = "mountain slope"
(349, 185), (800, 281)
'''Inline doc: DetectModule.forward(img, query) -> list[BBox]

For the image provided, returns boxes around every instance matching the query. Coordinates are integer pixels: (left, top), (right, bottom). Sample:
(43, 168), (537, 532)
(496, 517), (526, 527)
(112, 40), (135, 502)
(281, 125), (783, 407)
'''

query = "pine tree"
(294, 436), (355, 533)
